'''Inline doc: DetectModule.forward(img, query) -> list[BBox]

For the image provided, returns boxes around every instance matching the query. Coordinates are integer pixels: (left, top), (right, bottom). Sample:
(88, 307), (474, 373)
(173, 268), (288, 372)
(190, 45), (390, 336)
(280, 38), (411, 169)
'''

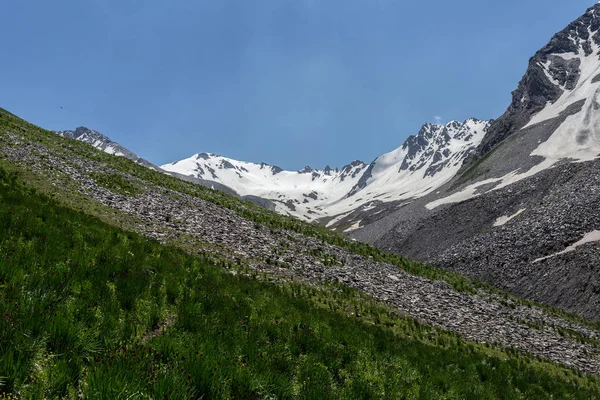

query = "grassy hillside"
(1, 158), (600, 398)
(2, 108), (599, 335)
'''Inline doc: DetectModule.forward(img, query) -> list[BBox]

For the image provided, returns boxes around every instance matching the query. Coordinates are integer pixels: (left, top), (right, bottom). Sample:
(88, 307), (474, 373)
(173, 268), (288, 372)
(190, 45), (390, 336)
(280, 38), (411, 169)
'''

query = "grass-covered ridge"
(1, 107), (599, 333)
(1, 167), (599, 398)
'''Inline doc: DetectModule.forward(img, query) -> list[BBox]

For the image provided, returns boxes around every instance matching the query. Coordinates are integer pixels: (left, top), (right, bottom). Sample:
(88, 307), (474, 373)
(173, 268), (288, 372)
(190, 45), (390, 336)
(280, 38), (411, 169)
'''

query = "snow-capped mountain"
(56, 127), (155, 168)
(162, 155), (369, 221)
(349, 3), (600, 321)
(161, 118), (489, 222)
(426, 3), (600, 210)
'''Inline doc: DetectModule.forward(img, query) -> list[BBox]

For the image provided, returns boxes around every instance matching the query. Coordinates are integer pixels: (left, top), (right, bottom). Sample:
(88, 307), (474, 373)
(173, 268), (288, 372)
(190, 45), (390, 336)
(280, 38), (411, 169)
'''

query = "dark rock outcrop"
(466, 3), (600, 165)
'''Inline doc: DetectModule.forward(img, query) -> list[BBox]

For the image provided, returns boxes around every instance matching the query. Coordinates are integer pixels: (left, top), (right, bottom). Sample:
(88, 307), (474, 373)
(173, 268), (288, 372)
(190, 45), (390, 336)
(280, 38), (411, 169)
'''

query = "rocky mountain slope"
(8, 169), (598, 398)
(162, 118), (489, 223)
(2, 108), (600, 378)
(349, 3), (600, 321)
(56, 126), (156, 168)
(52, 5), (600, 324)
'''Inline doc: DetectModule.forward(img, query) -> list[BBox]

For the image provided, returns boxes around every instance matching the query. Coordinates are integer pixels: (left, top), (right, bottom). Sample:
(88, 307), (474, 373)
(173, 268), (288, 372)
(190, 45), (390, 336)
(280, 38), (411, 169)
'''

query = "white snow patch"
(344, 221), (362, 233)
(533, 230), (600, 263)
(493, 209), (526, 227)
(103, 145), (117, 155)
(539, 60), (563, 87)
(530, 86), (600, 163)
(326, 211), (352, 228)
(361, 203), (377, 212)
(426, 177), (502, 210)
(103, 145), (125, 158)
(429, 39), (600, 209)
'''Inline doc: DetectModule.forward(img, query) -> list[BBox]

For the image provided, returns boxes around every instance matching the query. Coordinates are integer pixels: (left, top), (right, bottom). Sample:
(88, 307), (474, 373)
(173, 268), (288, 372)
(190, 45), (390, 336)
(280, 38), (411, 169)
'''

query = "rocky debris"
(2, 132), (600, 376)
(363, 153), (600, 322)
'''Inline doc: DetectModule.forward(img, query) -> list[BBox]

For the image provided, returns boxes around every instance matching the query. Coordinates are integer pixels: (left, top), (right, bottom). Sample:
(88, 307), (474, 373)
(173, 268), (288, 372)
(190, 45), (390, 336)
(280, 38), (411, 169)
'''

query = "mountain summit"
(162, 118), (489, 223)
(56, 127), (156, 168)
(470, 2), (600, 164)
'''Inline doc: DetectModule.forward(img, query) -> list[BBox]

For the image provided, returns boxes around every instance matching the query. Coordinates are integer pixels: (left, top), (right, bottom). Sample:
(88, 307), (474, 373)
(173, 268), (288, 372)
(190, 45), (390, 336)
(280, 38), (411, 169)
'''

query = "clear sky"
(1, 1), (596, 170)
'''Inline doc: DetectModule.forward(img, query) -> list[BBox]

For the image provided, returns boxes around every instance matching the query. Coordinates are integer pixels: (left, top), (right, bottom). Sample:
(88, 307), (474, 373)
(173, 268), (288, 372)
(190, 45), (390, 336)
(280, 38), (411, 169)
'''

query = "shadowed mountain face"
(349, 3), (600, 321)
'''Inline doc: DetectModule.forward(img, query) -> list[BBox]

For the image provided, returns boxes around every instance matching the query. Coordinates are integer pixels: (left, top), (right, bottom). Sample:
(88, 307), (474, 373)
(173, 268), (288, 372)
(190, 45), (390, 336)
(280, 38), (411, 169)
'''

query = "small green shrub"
(88, 172), (144, 196)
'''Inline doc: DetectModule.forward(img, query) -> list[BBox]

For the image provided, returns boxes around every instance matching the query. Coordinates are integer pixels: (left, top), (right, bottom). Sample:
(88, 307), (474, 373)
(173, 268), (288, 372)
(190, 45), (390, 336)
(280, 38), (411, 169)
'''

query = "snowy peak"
(56, 127), (155, 167)
(427, 5), (600, 210)
(525, 4), (600, 124)
(162, 152), (372, 221)
(347, 118), (489, 199)
(161, 118), (489, 222)
(529, 4), (600, 105)
(497, 4), (600, 162)
(399, 118), (489, 177)
(471, 4), (600, 162)
(58, 127), (115, 151)
(164, 153), (368, 196)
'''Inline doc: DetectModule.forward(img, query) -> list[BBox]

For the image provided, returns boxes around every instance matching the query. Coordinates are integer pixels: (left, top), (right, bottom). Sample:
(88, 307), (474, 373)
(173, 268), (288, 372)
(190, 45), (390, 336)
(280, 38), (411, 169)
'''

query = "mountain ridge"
(2, 107), (600, 382)
(161, 118), (490, 222)
(48, 2), (600, 321)
(56, 126), (157, 168)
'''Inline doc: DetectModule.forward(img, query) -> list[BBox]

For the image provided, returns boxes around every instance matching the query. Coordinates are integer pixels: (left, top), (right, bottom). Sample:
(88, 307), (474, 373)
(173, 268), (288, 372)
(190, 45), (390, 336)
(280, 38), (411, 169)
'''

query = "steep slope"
(162, 118), (489, 223)
(351, 3), (600, 321)
(2, 135), (600, 398)
(2, 107), (600, 388)
(467, 3), (600, 163)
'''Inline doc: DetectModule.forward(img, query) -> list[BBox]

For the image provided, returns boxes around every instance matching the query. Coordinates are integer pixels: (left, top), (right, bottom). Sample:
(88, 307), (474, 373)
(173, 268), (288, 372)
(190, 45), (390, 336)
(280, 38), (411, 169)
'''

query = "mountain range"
(53, 4), (600, 320)
(161, 118), (489, 225)
(3, 3), (600, 396)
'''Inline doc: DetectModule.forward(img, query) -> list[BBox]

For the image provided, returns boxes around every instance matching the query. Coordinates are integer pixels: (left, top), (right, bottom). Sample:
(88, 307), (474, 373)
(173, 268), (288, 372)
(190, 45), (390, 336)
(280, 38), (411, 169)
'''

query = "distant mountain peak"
(55, 127), (155, 168)
(298, 166), (314, 174)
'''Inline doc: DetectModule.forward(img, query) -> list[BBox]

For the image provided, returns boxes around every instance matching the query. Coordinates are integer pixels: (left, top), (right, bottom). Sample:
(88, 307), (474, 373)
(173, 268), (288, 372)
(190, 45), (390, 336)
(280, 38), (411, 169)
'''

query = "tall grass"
(0, 166), (599, 398)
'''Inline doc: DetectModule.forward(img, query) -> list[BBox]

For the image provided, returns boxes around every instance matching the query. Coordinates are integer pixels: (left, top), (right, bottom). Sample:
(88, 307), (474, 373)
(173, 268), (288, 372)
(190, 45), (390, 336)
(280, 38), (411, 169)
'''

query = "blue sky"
(1, 0), (596, 170)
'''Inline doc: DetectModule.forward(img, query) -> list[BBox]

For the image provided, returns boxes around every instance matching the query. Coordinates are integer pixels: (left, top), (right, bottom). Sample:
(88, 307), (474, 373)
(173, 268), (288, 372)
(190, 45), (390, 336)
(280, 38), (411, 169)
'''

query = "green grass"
(1, 166), (600, 398)
(88, 172), (144, 196)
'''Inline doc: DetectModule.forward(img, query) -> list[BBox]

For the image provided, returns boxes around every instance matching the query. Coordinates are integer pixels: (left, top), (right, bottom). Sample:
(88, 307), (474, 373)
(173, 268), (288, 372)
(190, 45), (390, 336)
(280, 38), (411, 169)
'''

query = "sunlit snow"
(533, 230), (600, 263)
(493, 209), (526, 227)
(162, 119), (489, 221)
